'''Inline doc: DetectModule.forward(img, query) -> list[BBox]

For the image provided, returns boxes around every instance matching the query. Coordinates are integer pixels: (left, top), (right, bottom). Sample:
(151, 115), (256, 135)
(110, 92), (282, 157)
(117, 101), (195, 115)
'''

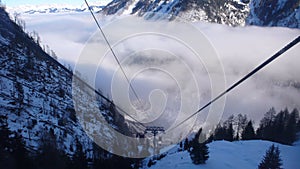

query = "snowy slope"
(145, 140), (300, 169)
(247, 0), (300, 28)
(0, 6), (132, 158)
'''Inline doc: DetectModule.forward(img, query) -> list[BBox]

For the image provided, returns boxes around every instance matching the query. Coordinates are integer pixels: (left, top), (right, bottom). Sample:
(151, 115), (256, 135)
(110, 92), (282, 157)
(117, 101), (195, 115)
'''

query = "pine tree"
(37, 128), (67, 169)
(257, 108), (276, 140)
(11, 132), (32, 169)
(183, 138), (189, 151)
(190, 142), (209, 165)
(285, 108), (298, 144)
(297, 119), (300, 132)
(213, 124), (226, 141)
(273, 109), (289, 143)
(257, 107), (299, 145)
(72, 138), (87, 169)
(0, 115), (14, 169)
(0, 115), (11, 151)
(241, 121), (256, 140)
(258, 144), (283, 169)
(179, 141), (183, 151)
(0, 116), (33, 169)
(189, 128), (209, 165)
(147, 159), (156, 167)
(225, 123), (234, 142)
(214, 115), (235, 141)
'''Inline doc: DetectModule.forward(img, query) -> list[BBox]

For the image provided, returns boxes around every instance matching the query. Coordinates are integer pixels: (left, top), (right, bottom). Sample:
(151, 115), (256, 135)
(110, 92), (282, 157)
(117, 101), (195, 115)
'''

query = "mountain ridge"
(8, 0), (300, 28)
(100, 0), (300, 28)
(8, 4), (104, 15)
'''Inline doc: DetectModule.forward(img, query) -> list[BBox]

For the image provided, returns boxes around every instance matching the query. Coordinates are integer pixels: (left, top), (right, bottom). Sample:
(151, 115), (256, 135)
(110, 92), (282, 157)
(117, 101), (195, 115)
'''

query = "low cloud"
(21, 13), (300, 130)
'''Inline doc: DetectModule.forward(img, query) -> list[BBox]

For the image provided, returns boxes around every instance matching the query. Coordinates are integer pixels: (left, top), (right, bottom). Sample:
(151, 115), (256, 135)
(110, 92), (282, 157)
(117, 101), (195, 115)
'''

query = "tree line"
(178, 107), (299, 166)
(209, 107), (300, 145)
(8, 8), (59, 62)
(0, 115), (141, 169)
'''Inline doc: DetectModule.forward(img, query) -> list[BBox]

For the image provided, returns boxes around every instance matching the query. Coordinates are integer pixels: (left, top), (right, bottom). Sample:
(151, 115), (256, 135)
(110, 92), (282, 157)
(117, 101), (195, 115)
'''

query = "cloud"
(21, 13), (300, 131)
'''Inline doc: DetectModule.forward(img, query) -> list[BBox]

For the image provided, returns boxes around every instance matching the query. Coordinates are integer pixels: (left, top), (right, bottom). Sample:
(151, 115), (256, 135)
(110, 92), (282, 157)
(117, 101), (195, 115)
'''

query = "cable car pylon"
(144, 126), (165, 154)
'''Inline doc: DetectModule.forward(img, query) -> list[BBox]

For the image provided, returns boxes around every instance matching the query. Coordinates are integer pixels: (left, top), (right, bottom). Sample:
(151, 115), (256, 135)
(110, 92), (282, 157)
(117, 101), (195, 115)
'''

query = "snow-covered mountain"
(247, 0), (300, 28)
(100, 0), (300, 28)
(101, 0), (249, 26)
(0, 6), (134, 159)
(7, 1), (111, 15)
(8, 5), (103, 15)
(8, 0), (300, 28)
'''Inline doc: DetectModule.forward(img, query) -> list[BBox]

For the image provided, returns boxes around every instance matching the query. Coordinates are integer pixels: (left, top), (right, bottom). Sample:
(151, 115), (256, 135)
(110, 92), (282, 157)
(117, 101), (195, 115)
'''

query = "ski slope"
(145, 140), (300, 169)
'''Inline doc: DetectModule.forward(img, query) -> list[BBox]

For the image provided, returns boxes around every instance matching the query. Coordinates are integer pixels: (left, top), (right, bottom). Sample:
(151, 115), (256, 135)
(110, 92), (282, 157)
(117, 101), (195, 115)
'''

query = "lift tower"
(145, 126), (165, 154)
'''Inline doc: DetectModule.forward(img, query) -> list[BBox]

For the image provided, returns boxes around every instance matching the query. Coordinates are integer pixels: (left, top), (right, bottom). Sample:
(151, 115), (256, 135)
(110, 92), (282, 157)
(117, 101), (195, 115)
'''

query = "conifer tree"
(179, 141), (183, 151)
(285, 108), (298, 144)
(183, 138), (189, 151)
(241, 121), (256, 140)
(0, 115), (13, 169)
(72, 138), (87, 169)
(213, 124), (226, 141)
(297, 119), (300, 132)
(37, 128), (67, 169)
(257, 108), (276, 140)
(189, 128), (209, 165)
(11, 132), (32, 169)
(225, 123), (234, 142)
(0, 115), (11, 151)
(258, 144), (282, 169)
(273, 109), (289, 143)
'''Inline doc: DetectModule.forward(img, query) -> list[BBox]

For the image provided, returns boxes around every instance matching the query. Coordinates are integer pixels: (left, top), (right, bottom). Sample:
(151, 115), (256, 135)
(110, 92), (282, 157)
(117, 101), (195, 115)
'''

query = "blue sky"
(2, 0), (108, 7)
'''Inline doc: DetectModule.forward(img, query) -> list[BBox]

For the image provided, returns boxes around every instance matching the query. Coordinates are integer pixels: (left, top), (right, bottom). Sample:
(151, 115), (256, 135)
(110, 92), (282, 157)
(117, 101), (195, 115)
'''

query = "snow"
(246, 0), (261, 26)
(179, 8), (207, 22)
(145, 140), (300, 169)
(122, 0), (139, 15)
(2, 7), (300, 158)
(0, 34), (10, 45)
(246, 0), (300, 28)
(6, 0), (112, 14)
(277, 0), (287, 10)
(152, 0), (180, 20)
(0, 15), (117, 156)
